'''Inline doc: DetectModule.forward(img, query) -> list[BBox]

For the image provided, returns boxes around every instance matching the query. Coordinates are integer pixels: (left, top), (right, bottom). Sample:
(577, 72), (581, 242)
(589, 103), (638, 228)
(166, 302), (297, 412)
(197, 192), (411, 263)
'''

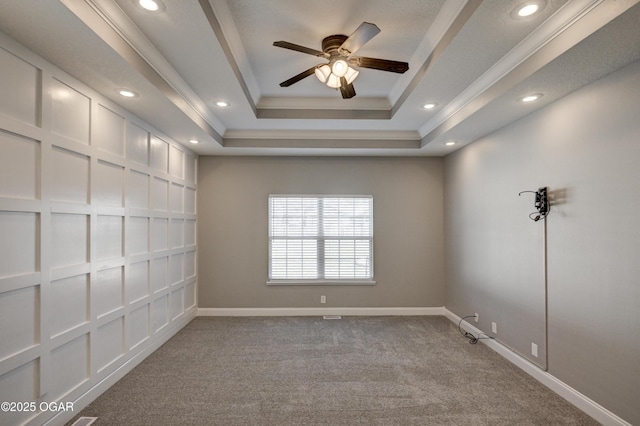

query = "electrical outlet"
(320, 295), (326, 304)
(531, 343), (538, 358)
(491, 322), (497, 334)
(474, 313), (479, 323)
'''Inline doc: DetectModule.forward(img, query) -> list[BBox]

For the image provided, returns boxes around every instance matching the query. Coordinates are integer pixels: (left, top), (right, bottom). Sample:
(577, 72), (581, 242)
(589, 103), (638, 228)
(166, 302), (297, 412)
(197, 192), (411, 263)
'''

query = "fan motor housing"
(322, 35), (348, 53)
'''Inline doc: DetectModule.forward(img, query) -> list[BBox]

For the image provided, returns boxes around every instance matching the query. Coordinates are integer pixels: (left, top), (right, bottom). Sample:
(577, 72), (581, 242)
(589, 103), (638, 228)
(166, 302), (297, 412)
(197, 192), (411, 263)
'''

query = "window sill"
(266, 279), (376, 286)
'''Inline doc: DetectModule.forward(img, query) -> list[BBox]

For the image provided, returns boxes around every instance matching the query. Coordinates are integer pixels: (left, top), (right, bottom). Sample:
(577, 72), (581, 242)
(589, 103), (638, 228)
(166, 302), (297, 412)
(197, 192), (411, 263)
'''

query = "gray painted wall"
(444, 60), (640, 424)
(198, 156), (444, 309)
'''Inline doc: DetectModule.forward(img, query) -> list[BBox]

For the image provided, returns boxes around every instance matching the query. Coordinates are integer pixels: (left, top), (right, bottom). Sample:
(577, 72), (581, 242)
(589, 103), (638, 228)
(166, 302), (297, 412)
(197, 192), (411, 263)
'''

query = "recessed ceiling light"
(520, 93), (543, 103)
(518, 4), (539, 16)
(216, 101), (229, 107)
(444, 141), (456, 146)
(423, 103), (438, 110)
(189, 139), (200, 145)
(138, 0), (162, 12)
(511, 1), (546, 19)
(117, 89), (138, 98)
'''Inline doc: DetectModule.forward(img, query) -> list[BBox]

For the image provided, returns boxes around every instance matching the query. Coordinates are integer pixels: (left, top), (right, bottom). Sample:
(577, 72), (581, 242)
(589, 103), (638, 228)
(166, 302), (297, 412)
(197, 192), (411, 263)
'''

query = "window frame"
(267, 194), (375, 286)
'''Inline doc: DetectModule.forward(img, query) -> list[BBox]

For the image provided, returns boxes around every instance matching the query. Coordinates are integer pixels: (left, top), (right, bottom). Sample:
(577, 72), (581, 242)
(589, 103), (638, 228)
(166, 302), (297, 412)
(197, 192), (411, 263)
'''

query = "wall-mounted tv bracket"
(519, 187), (549, 222)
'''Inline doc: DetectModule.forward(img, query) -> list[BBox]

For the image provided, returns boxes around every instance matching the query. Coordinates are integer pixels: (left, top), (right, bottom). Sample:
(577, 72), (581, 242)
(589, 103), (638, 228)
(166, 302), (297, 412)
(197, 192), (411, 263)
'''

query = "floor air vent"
(323, 315), (342, 320)
(71, 417), (98, 426)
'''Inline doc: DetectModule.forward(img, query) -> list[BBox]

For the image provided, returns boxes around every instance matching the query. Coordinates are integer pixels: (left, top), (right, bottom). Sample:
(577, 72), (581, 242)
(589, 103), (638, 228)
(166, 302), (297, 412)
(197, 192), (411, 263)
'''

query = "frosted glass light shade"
(331, 59), (348, 77)
(345, 67), (359, 84)
(326, 73), (341, 88)
(315, 64), (331, 83)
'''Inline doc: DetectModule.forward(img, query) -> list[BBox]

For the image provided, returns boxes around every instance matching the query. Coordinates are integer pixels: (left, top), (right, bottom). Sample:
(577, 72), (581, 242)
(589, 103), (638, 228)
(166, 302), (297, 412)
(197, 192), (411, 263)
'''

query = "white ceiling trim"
(198, 0), (258, 116)
(224, 129), (419, 140)
(390, 0), (481, 109)
(256, 96), (391, 110)
(87, 0), (227, 139)
(389, 0), (471, 104)
(222, 129), (421, 150)
(223, 138), (421, 150)
(419, 0), (604, 142)
(206, 0), (261, 103)
(204, 0), (480, 121)
(60, 0), (225, 144)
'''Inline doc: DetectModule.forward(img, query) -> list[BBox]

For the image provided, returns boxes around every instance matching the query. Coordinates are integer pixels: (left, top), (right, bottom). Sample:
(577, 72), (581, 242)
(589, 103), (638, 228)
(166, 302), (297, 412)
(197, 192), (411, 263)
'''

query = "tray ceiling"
(0, 0), (638, 155)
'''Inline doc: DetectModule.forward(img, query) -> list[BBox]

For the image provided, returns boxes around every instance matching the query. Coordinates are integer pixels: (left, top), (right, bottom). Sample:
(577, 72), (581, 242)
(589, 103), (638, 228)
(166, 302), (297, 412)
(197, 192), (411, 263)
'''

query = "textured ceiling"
(0, 0), (638, 156)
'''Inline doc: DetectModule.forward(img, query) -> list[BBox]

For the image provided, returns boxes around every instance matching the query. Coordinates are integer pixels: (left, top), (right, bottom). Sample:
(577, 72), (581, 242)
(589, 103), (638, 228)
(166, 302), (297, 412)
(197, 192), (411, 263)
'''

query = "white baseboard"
(44, 309), (197, 426)
(443, 309), (631, 426)
(197, 306), (446, 317)
(43, 306), (629, 426)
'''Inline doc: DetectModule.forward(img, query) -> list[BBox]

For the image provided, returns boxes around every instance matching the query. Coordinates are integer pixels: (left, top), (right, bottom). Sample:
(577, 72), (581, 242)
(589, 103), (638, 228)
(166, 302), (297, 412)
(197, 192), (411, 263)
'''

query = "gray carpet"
(68, 316), (598, 425)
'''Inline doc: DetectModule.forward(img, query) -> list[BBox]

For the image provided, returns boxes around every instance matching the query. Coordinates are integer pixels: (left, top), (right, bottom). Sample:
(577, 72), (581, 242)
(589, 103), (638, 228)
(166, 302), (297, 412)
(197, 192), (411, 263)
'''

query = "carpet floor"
(68, 316), (599, 425)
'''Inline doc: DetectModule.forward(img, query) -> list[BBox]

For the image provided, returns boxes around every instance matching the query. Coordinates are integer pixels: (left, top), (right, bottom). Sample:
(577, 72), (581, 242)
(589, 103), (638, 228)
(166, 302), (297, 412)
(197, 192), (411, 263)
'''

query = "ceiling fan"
(273, 22), (409, 99)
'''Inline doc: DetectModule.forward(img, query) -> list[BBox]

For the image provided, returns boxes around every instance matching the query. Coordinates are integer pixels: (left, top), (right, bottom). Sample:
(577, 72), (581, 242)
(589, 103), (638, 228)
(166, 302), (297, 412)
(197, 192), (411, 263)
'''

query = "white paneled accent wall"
(0, 35), (197, 426)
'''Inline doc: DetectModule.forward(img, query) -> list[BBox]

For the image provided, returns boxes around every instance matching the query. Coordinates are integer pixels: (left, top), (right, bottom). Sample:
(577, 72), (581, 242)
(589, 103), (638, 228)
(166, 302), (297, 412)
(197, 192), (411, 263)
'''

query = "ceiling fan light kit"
(332, 58), (348, 77)
(273, 22), (409, 99)
(315, 61), (359, 88)
(314, 64), (331, 83)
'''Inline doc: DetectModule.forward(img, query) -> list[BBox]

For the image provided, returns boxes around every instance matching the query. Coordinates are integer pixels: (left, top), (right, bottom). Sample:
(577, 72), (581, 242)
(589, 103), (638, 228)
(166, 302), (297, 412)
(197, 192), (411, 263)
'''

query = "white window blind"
(269, 195), (373, 282)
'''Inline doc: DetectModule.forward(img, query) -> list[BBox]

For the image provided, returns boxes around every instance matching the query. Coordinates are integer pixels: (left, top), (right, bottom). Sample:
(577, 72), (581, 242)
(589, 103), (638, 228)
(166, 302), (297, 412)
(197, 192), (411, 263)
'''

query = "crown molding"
(419, 0), (619, 144)
(222, 129), (421, 149)
(61, 0), (225, 144)
(202, 0), (476, 120)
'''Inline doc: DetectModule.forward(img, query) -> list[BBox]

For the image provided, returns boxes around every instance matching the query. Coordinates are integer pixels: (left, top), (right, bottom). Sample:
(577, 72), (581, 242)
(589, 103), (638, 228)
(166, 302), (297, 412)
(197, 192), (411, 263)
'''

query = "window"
(268, 195), (374, 284)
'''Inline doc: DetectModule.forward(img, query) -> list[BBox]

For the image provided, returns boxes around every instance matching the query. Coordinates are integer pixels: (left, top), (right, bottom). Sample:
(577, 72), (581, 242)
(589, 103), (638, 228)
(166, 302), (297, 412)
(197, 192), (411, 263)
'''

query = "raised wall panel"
(127, 122), (149, 166)
(169, 145), (184, 179)
(0, 211), (38, 278)
(50, 274), (88, 336)
(96, 215), (123, 261)
(185, 219), (196, 247)
(151, 218), (168, 252)
(151, 256), (168, 293)
(51, 213), (88, 268)
(170, 218), (184, 249)
(150, 136), (168, 173)
(170, 183), (184, 212)
(170, 288), (183, 320)
(0, 47), (38, 126)
(0, 36), (197, 426)
(95, 316), (124, 372)
(0, 286), (39, 360)
(185, 154), (197, 185)
(49, 334), (89, 401)
(51, 79), (89, 144)
(127, 216), (149, 255)
(127, 260), (149, 303)
(185, 281), (196, 310)
(185, 250), (196, 280)
(94, 160), (124, 207)
(0, 360), (39, 426)
(151, 294), (168, 333)
(127, 304), (149, 349)
(94, 266), (124, 317)
(94, 105), (125, 156)
(151, 177), (168, 211)
(185, 187), (196, 214)
(0, 131), (39, 200)
(51, 146), (89, 204)
(170, 253), (183, 286)
(127, 170), (149, 209)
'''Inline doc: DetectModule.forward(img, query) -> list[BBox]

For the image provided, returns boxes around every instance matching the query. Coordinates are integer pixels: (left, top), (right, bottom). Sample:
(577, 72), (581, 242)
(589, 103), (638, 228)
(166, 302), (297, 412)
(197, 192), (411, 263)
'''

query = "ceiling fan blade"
(279, 66), (318, 87)
(339, 22), (380, 56)
(339, 77), (356, 99)
(273, 41), (327, 57)
(349, 56), (409, 73)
